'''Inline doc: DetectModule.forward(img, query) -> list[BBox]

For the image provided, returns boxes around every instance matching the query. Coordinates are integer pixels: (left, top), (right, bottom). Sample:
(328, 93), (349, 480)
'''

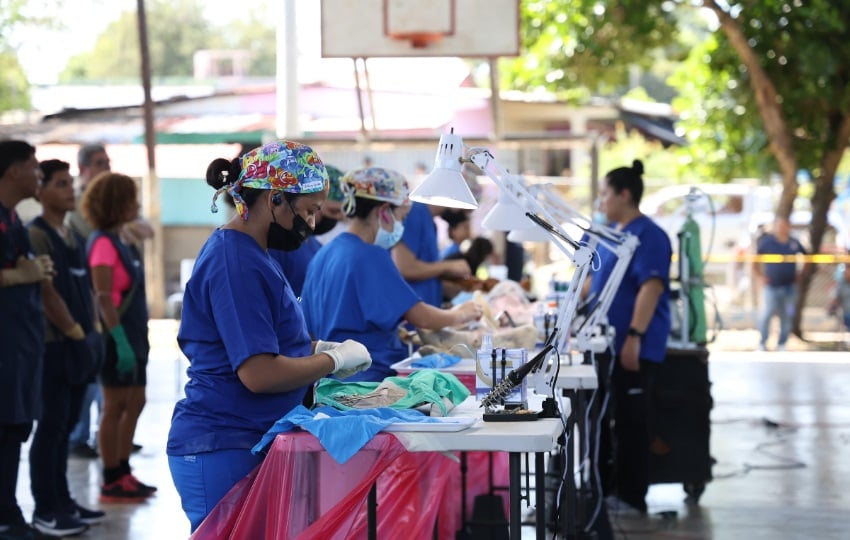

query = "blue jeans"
(758, 284), (797, 347)
(68, 382), (101, 447)
(168, 449), (263, 532)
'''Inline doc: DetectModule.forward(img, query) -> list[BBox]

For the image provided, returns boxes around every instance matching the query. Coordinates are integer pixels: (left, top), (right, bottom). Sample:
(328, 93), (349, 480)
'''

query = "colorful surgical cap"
(211, 140), (329, 220)
(325, 165), (345, 203)
(340, 167), (410, 215)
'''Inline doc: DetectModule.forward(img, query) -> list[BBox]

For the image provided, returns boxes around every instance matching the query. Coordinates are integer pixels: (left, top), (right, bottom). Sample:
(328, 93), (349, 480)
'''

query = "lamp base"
(483, 409), (540, 422)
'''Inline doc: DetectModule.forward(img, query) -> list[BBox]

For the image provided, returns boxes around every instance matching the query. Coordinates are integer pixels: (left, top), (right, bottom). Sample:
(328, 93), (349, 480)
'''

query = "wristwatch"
(627, 327), (645, 338)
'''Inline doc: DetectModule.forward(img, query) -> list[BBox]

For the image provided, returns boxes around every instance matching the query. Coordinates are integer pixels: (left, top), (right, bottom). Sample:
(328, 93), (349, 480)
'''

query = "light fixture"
(507, 226), (552, 243)
(409, 129), (479, 209)
(417, 129), (638, 375)
(481, 190), (534, 231)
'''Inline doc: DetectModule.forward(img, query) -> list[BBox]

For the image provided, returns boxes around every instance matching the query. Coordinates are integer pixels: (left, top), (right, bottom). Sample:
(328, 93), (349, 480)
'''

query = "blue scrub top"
(440, 242), (461, 260)
(168, 229), (313, 455)
(588, 215), (672, 363)
(269, 235), (323, 298)
(0, 203), (44, 424)
(398, 202), (442, 306)
(301, 232), (420, 382)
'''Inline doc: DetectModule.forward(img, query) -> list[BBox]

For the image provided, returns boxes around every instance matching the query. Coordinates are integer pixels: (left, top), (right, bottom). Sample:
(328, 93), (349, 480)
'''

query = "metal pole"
(136, 0), (164, 318)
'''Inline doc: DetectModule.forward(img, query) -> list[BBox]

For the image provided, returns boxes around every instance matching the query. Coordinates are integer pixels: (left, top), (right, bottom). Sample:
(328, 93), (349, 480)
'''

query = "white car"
(640, 183), (777, 260)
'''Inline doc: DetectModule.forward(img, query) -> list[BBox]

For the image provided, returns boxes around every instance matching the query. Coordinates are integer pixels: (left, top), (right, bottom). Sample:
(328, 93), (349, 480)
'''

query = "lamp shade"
(507, 225), (552, 243)
(481, 190), (534, 231)
(409, 131), (478, 209)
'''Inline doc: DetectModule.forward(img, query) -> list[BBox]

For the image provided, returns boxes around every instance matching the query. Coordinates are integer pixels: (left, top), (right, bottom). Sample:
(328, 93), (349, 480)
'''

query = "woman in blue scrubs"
(301, 167), (483, 382)
(167, 141), (373, 532)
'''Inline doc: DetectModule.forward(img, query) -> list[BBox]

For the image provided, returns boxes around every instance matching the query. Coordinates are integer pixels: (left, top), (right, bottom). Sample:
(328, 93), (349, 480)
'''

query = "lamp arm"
(468, 150), (581, 263)
(574, 234), (639, 351)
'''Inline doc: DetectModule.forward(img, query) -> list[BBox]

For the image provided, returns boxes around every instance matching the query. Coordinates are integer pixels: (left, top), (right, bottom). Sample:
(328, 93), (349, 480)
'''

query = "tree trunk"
(704, 1), (799, 217)
(791, 114), (850, 337)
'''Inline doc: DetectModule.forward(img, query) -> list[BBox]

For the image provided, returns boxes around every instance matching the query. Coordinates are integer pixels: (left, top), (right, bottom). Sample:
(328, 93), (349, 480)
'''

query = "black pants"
(0, 423), (33, 526)
(597, 355), (657, 512)
(29, 344), (87, 515)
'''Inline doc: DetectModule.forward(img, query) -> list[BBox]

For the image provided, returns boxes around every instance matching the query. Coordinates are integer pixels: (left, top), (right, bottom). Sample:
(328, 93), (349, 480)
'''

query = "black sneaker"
(67, 502), (105, 525)
(68, 443), (98, 459)
(31, 513), (88, 537)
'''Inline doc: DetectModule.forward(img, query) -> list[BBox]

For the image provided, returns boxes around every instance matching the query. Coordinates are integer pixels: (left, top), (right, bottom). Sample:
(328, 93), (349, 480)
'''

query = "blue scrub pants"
(168, 449), (264, 532)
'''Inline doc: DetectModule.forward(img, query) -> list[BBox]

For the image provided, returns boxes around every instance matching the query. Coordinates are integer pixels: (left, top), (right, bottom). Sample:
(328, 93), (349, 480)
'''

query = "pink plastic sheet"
(191, 433), (509, 539)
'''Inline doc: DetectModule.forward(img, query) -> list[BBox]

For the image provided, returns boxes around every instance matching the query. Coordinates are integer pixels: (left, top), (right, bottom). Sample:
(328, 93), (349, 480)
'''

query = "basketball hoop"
(388, 31), (445, 48)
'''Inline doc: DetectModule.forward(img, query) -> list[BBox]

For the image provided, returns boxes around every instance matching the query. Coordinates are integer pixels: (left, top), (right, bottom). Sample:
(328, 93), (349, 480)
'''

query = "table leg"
(563, 389), (579, 537)
(368, 482), (377, 540)
(509, 452), (521, 540)
(535, 452), (546, 540)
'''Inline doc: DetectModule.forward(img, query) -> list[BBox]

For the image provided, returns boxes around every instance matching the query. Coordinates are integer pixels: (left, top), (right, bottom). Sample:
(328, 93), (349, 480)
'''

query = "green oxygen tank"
(680, 215), (707, 344)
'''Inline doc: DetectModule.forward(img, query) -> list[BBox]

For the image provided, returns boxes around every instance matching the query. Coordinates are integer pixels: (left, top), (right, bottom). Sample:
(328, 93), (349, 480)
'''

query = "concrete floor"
(14, 321), (850, 539)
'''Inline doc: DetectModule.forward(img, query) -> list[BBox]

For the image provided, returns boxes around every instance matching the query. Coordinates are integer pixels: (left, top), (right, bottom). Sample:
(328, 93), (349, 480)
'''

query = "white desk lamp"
(410, 130), (596, 378)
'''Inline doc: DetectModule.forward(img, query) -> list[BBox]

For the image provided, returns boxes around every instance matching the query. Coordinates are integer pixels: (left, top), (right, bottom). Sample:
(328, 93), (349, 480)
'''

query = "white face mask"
(374, 211), (405, 249)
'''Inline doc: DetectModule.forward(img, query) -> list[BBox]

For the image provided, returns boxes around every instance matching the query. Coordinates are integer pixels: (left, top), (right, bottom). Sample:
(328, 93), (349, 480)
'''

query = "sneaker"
(99, 474), (151, 503)
(757, 344), (767, 352)
(31, 512), (88, 537)
(777, 344), (787, 351)
(128, 474), (157, 495)
(68, 443), (98, 459)
(66, 502), (105, 525)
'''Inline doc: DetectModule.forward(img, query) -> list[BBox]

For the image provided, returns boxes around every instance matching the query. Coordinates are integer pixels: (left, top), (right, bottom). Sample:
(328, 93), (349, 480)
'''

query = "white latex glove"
(319, 339), (372, 379)
(314, 340), (341, 355)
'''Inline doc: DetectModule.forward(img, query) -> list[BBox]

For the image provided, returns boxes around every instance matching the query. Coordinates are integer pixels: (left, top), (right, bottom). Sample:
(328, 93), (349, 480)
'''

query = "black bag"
(66, 330), (105, 385)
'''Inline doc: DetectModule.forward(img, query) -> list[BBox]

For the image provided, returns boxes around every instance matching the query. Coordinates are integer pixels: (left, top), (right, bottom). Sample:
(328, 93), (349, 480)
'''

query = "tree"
(500, 0), (681, 102)
(0, 0), (63, 112)
(61, 0), (220, 81)
(685, 1), (850, 336)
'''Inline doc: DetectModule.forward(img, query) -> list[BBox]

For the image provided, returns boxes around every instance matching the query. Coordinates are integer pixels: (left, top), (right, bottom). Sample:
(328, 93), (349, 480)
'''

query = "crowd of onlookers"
(1, 141), (155, 539)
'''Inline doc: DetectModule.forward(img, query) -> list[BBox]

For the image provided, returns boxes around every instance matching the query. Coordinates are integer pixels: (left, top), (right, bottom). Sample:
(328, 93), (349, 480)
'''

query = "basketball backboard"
(321, 0), (520, 58)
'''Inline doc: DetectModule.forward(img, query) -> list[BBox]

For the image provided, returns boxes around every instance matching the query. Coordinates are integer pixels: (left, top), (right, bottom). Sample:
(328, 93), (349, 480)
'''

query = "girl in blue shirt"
(167, 141), (372, 532)
(301, 167), (483, 382)
(587, 160), (671, 515)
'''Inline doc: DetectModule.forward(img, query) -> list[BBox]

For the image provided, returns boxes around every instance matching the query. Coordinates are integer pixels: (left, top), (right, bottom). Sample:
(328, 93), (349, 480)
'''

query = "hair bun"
(206, 158), (233, 190)
(631, 159), (644, 176)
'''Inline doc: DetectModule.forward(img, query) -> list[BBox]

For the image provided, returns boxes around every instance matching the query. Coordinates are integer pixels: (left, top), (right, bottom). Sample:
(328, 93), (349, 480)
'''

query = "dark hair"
(81, 172), (137, 230)
(206, 156), (298, 210)
(40, 159), (71, 185)
(77, 143), (107, 168)
(345, 193), (387, 220)
(445, 236), (493, 274)
(604, 159), (645, 206)
(0, 140), (36, 178)
(440, 209), (470, 230)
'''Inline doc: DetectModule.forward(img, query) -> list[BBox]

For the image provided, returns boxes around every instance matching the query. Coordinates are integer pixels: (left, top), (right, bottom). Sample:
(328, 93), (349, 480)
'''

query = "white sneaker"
(757, 344), (767, 352)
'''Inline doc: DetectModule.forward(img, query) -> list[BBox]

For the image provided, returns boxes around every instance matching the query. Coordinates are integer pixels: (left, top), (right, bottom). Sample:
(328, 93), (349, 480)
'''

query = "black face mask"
(267, 203), (313, 252)
(312, 216), (338, 236)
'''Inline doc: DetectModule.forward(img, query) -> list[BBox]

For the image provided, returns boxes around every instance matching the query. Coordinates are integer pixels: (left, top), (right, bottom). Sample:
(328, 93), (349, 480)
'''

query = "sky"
(13, 0), (305, 84)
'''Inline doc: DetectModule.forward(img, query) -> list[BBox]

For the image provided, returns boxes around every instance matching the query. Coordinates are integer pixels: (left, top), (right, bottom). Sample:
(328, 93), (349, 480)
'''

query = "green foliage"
(500, 0), (680, 101)
(670, 1), (850, 180)
(597, 124), (688, 185)
(0, 0), (61, 112)
(0, 52), (31, 111)
(669, 34), (775, 182)
(60, 0), (277, 82)
(61, 0), (223, 82)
